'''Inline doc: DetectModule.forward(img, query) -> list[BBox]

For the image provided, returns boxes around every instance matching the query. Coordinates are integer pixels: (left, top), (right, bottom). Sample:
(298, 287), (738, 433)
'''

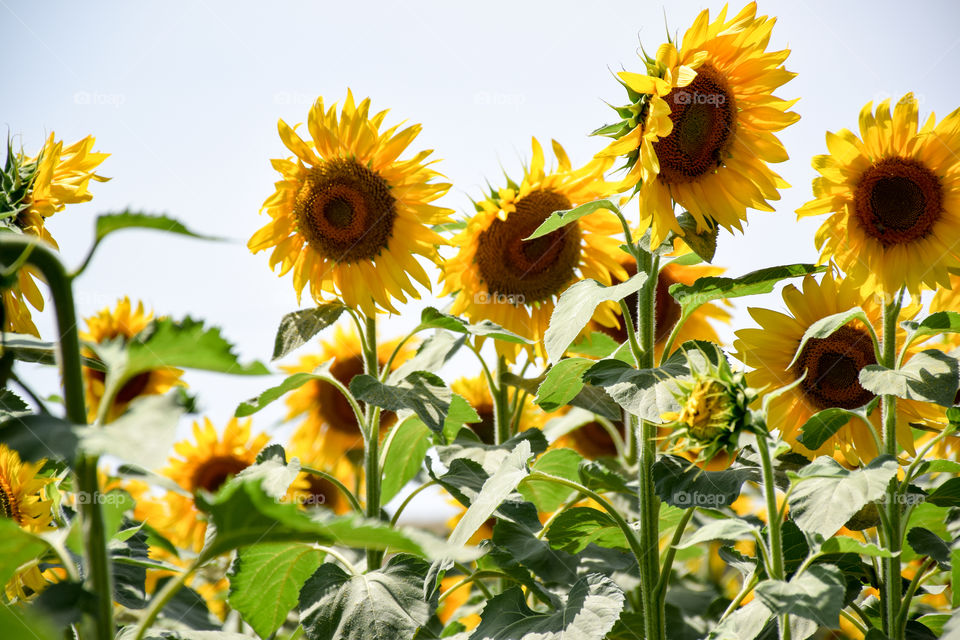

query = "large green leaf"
(0, 388), (29, 420)
(518, 447), (583, 512)
(470, 574), (624, 640)
(228, 543), (324, 639)
(0, 599), (59, 640)
(859, 349), (959, 406)
(787, 455), (898, 538)
(431, 457), (541, 533)
(535, 357), (596, 412)
(0, 519), (50, 588)
(94, 211), (214, 244)
(669, 264), (824, 316)
(0, 413), (78, 461)
(754, 564), (846, 627)
(797, 402), (878, 450)
(380, 417), (431, 503)
(419, 308), (531, 345)
(351, 371), (452, 433)
(299, 554), (433, 640)
(544, 273), (648, 363)
(927, 477), (960, 507)
(653, 455), (758, 509)
(675, 518), (759, 549)
(675, 211), (718, 263)
(906, 527), (952, 570)
(110, 522), (151, 609)
(582, 358), (684, 422)
(126, 317), (269, 376)
(902, 311), (960, 346)
(272, 305), (346, 361)
(235, 364), (332, 418)
(544, 507), (629, 553)
(525, 199), (620, 240)
(505, 372), (622, 421)
(78, 394), (184, 469)
(434, 429), (547, 474)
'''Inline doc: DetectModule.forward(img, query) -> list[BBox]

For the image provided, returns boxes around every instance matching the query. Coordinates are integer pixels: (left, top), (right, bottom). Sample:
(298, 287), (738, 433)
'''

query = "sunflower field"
(3, 2), (960, 639)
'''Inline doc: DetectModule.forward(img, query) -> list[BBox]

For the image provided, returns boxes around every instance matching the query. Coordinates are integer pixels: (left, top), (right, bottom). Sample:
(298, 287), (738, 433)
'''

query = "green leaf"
(78, 394), (184, 469)
(518, 448), (583, 511)
(388, 331), (466, 383)
(34, 581), (99, 629)
(670, 263), (824, 316)
(431, 457), (541, 533)
(754, 564), (846, 627)
(0, 413), (78, 461)
(470, 574), (624, 640)
(380, 417), (431, 503)
(675, 518), (759, 549)
(787, 307), (873, 369)
(94, 211), (214, 244)
(434, 428), (548, 474)
(126, 317), (269, 376)
(0, 388), (29, 419)
(235, 365), (331, 418)
(419, 308), (531, 344)
(906, 527), (952, 569)
(578, 460), (634, 494)
(819, 536), (895, 558)
(653, 455), (758, 509)
(0, 598), (59, 640)
(582, 358), (684, 422)
(545, 507), (629, 553)
(0, 519), (50, 588)
(505, 372), (622, 421)
(859, 349), (960, 406)
(299, 554), (433, 640)
(152, 576), (220, 630)
(448, 440), (532, 549)
(272, 305), (346, 361)
(534, 357), (595, 412)
(706, 599), (772, 640)
(524, 200), (619, 240)
(351, 371), (452, 433)
(228, 543), (324, 639)
(927, 477), (960, 507)
(902, 311), (960, 345)
(675, 211), (718, 263)
(110, 523), (150, 609)
(797, 402), (878, 450)
(441, 394), (481, 443)
(544, 273), (648, 363)
(788, 455), (898, 538)
(569, 331), (620, 358)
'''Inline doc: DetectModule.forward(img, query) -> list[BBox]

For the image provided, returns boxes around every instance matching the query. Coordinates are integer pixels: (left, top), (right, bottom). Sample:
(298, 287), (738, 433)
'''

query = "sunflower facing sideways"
(733, 272), (939, 466)
(797, 93), (960, 297)
(80, 297), (184, 423)
(1, 133), (108, 336)
(441, 138), (627, 361)
(598, 2), (798, 247)
(249, 90), (453, 317)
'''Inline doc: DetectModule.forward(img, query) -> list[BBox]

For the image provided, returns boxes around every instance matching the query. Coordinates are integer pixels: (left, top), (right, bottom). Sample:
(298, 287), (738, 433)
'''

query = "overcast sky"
(4, 1), (959, 480)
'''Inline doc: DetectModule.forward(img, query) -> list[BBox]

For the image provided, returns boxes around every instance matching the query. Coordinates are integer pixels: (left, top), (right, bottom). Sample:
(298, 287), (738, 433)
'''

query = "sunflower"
(1, 133), (108, 336)
(249, 90), (453, 317)
(797, 94), (960, 297)
(598, 2), (798, 247)
(589, 241), (731, 361)
(282, 323), (414, 469)
(733, 272), (938, 465)
(80, 297), (185, 423)
(441, 138), (627, 361)
(450, 374), (544, 445)
(285, 435), (355, 515)
(0, 444), (57, 600)
(132, 417), (269, 552)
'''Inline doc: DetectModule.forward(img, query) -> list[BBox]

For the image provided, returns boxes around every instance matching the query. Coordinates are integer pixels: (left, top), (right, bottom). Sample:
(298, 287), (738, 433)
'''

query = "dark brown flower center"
(87, 369), (154, 406)
(854, 157), (942, 246)
(303, 474), (340, 510)
(792, 325), (876, 410)
(471, 403), (496, 445)
(191, 456), (249, 493)
(571, 420), (625, 459)
(475, 189), (582, 304)
(653, 64), (737, 185)
(0, 476), (22, 524)
(314, 355), (394, 441)
(294, 158), (397, 263)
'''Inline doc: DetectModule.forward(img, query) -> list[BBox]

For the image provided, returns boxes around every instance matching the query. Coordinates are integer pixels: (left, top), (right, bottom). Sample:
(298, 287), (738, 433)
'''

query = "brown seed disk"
(854, 157), (942, 246)
(793, 325), (876, 410)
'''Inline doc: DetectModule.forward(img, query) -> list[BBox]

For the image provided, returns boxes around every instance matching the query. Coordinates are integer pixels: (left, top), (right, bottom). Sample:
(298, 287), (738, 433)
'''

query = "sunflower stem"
(880, 294), (902, 635)
(634, 247), (664, 640)
(493, 356), (511, 445)
(756, 431), (789, 640)
(0, 237), (112, 640)
(361, 314), (384, 571)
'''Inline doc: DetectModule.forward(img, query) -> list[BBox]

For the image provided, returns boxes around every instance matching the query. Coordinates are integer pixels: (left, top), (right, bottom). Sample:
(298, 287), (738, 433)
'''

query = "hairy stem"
(880, 294), (902, 635)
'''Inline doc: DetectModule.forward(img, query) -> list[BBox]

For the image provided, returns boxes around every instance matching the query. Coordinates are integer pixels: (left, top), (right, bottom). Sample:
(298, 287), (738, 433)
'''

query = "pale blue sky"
(3, 0), (959, 451)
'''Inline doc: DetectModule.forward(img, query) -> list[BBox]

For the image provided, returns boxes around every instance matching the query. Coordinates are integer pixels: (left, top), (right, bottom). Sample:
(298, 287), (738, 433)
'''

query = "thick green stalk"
(0, 237), (112, 640)
(756, 433), (790, 640)
(634, 248), (664, 640)
(493, 356), (511, 445)
(362, 315), (384, 570)
(880, 296), (902, 634)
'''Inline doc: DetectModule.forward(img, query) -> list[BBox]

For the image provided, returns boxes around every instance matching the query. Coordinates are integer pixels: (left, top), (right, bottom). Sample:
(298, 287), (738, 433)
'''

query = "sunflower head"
(797, 93), (960, 297)
(165, 417), (269, 495)
(80, 297), (185, 423)
(249, 90), (454, 317)
(597, 3), (798, 247)
(442, 138), (627, 361)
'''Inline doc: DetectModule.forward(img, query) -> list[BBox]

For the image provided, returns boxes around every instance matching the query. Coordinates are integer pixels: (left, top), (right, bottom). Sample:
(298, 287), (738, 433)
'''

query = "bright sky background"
(3, 0), (960, 518)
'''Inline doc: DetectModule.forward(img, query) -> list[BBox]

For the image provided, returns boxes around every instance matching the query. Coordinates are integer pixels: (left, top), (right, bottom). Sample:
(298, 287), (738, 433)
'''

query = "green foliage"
(545, 507), (629, 553)
(534, 357), (595, 412)
(905, 527), (952, 569)
(272, 305), (346, 360)
(419, 307), (531, 344)
(0, 518), (51, 588)
(235, 364), (332, 417)
(518, 447), (582, 511)
(0, 412), (78, 461)
(525, 199), (621, 240)
(675, 211), (718, 263)
(380, 417), (432, 503)
(797, 401), (878, 450)
(653, 455), (758, 509)
(669, 263), (824, 317)
(351, 371), (452, 432)
(754, 564), (846, 627)
(859, 349), (960, 406)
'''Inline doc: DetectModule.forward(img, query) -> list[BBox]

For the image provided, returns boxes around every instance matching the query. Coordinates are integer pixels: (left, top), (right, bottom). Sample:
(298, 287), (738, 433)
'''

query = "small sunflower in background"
(80, 297), (184, 423)
(598, 2), (798, 247)
(733, 272), (940, 466)
(249, 90), (453, 317)
(450, 375), (544, 445)
(588, 240), (731, 362)
(797, 93), (960, 298)
(0, 444), (58, 600)
(282, 322), (415, 469)
(441, 138), (627, 361)
(1, 133), (108, 336)
(285, 437), (355, 515)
